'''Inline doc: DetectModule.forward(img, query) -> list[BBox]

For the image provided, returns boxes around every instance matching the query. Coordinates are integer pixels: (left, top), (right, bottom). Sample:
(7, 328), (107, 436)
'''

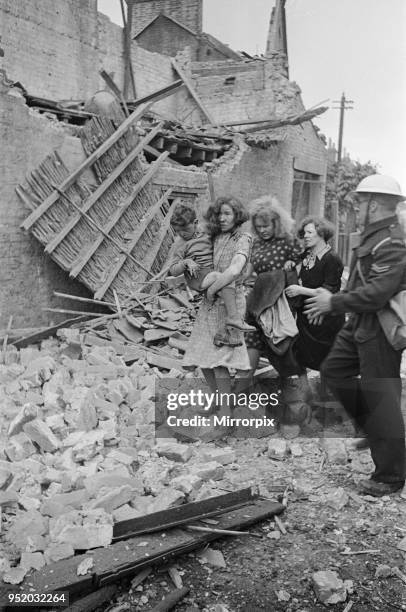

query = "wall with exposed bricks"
(0, 91), (97, 328)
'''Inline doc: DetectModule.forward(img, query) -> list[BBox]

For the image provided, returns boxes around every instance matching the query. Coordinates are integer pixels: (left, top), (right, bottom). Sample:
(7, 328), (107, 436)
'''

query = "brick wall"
(212, 124), (327, 219)
(0, 91), (96, 328)
(132, 0), (203, 36)
(135, 16), (199, 59)
(193, 60), (301, 124)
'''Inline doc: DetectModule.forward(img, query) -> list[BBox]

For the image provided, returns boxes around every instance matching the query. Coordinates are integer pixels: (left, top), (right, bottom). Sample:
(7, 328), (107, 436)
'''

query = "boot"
(220, 286), (256, 332)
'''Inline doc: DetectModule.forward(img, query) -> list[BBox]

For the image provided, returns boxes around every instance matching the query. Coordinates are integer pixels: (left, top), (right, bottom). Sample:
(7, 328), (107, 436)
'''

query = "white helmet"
(355, 174), (405, 199)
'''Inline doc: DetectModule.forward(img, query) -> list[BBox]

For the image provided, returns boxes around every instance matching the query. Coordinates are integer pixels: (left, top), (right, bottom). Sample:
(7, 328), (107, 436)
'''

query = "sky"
(98, 0), (406, 192)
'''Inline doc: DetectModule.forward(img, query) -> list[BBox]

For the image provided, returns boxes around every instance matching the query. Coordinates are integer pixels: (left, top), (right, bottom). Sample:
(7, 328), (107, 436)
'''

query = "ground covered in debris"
(0, 330), (405, 612)
(110, 435), (406, 612)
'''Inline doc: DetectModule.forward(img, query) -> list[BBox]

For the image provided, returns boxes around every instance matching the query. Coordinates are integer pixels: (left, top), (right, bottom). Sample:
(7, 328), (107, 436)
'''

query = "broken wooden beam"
(0, 497), (284, 602)
(12, 316), (91, 349)
(64, 584), (117, 612)
(127, 80), (185, 109)
(112, 487), (261, 541)
(20, 103), (153, 231)
(171, 59), (216, 126)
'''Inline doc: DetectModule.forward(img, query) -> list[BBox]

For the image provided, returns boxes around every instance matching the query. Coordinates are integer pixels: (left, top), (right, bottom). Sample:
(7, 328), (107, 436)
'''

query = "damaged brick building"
(0, 0), (328, 327)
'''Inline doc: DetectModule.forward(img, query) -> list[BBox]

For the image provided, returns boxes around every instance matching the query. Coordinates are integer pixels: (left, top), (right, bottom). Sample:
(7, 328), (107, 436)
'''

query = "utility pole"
(332, 93), (353, 162)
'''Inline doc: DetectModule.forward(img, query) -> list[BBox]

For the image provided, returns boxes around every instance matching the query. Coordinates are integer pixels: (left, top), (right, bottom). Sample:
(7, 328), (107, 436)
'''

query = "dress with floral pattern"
(245, 236), (302, 352)
(183, 230), (252, 371)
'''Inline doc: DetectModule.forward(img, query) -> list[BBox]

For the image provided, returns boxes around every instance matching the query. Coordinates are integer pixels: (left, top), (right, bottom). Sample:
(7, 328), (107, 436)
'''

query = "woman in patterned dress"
(244, 196), (302, 374)
(183, 196), (252, 411)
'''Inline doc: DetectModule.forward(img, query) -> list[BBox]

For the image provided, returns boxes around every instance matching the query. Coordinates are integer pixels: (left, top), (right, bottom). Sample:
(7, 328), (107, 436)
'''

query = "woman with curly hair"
(285, 216), (345, 370)
(183, 196), (253, 411)
(244, 196), (302, 373)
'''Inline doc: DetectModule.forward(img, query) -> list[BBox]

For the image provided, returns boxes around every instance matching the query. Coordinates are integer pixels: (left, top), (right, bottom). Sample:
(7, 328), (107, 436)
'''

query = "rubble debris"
(312, 570), (349, 605)
(267, 439), (289, 460)
(197, 547), (226, 568)
(322, 438), (348, 465)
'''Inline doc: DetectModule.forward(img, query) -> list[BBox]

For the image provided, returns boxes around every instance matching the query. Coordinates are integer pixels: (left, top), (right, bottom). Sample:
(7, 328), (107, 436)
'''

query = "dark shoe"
(353, 438), (369, 451)
(358, 479), (404, 497)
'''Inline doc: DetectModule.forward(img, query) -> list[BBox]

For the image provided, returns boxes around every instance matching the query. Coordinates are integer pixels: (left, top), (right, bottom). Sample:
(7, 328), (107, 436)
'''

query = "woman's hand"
(285, 284), (302, 298)
(184, 259), (200, 277)
(284, 260), (296, 271)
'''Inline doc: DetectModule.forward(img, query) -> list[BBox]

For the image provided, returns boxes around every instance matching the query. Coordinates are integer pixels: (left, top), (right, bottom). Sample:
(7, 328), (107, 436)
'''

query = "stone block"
(312, 570), (347, 605)
(78, 402), (98, 432)
(197, 547), (226, 568)
(22, 356), (56, 385)
(41, 499), (74, 518)
(87, 485), (137, 514)
(49, 509), (113, 550)
(45, 414), (66, 431)
(6, 510), (49, 551)
(171, 474), (203, 495)
(20, 552), (45, 571)
(267, 439), (288, 460)
(44, 542), (75, 564)
(107, 449), (137, 466)
(4, 432), (36, 462)
(200, 447), (236, 465)
(51, 489), (90, 509)
(8, 403), (38, 437)
(148, 488), (185, 512)
(83, 470), (142, 497)
(322, 439), (348, 465)
(190, 461), (225, 481)
(156, 442), (193, 463)
(2, 567), (27, 584)
(71, 430), (105, 461)
(23, 419), (60, 452)
(113, 504), (143, 522)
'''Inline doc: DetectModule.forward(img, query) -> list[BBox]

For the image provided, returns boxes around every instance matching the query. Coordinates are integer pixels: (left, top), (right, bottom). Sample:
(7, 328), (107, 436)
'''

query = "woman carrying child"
(170, 197), (253, 412)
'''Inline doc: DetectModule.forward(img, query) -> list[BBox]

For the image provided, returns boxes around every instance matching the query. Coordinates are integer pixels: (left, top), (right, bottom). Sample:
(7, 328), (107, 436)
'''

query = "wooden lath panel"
(17, 111), (190, 303)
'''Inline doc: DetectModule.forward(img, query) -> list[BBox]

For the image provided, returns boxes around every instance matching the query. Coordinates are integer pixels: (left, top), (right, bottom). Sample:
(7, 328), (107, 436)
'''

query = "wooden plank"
(140, 196), (181, 278)
(69, 151), (169, 278)
(94, 188), (173, 300)
(21, 102), (153, 231)
(127, 80), (185, 108)
(12, 316), (90, 349)
(144, 144), (182, 167)
(45, 123), (163, 255)
(171, 59), (216, 126)
(100, 69), (129, 117)
(0, 499), (283, 600)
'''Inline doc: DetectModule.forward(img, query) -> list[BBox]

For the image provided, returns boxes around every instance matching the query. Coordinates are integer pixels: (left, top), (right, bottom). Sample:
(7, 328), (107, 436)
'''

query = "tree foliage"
(325, 157), (377, 220)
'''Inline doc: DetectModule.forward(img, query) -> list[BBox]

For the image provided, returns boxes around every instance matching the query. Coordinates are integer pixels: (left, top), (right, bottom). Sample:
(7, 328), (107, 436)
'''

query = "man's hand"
(304, 288), (333, 317)
(184, 259), (200, 277)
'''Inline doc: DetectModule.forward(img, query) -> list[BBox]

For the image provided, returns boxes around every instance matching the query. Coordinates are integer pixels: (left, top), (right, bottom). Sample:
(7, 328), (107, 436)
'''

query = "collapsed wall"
(0, 90), (94, 328)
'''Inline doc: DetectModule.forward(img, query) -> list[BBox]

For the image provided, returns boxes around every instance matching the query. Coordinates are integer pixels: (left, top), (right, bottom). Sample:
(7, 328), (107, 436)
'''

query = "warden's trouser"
(321, 319), (405, 484)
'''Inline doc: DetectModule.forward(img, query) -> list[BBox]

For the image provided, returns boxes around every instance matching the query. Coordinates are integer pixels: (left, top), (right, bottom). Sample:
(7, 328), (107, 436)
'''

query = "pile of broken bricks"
(0, 329), (242, 586)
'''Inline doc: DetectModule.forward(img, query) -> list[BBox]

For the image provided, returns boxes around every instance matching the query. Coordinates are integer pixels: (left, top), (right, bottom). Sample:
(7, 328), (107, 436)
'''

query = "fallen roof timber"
(0, 498), (284, 606)
(17, 105), (189, 302)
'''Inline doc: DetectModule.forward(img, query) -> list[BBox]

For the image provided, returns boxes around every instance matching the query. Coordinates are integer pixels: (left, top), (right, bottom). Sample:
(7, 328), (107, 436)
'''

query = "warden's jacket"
(330, 216), (406, 342)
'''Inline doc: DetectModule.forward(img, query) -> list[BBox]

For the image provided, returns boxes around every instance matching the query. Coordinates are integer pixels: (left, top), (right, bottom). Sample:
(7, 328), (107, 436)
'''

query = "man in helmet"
(305, 174), (406, 496)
